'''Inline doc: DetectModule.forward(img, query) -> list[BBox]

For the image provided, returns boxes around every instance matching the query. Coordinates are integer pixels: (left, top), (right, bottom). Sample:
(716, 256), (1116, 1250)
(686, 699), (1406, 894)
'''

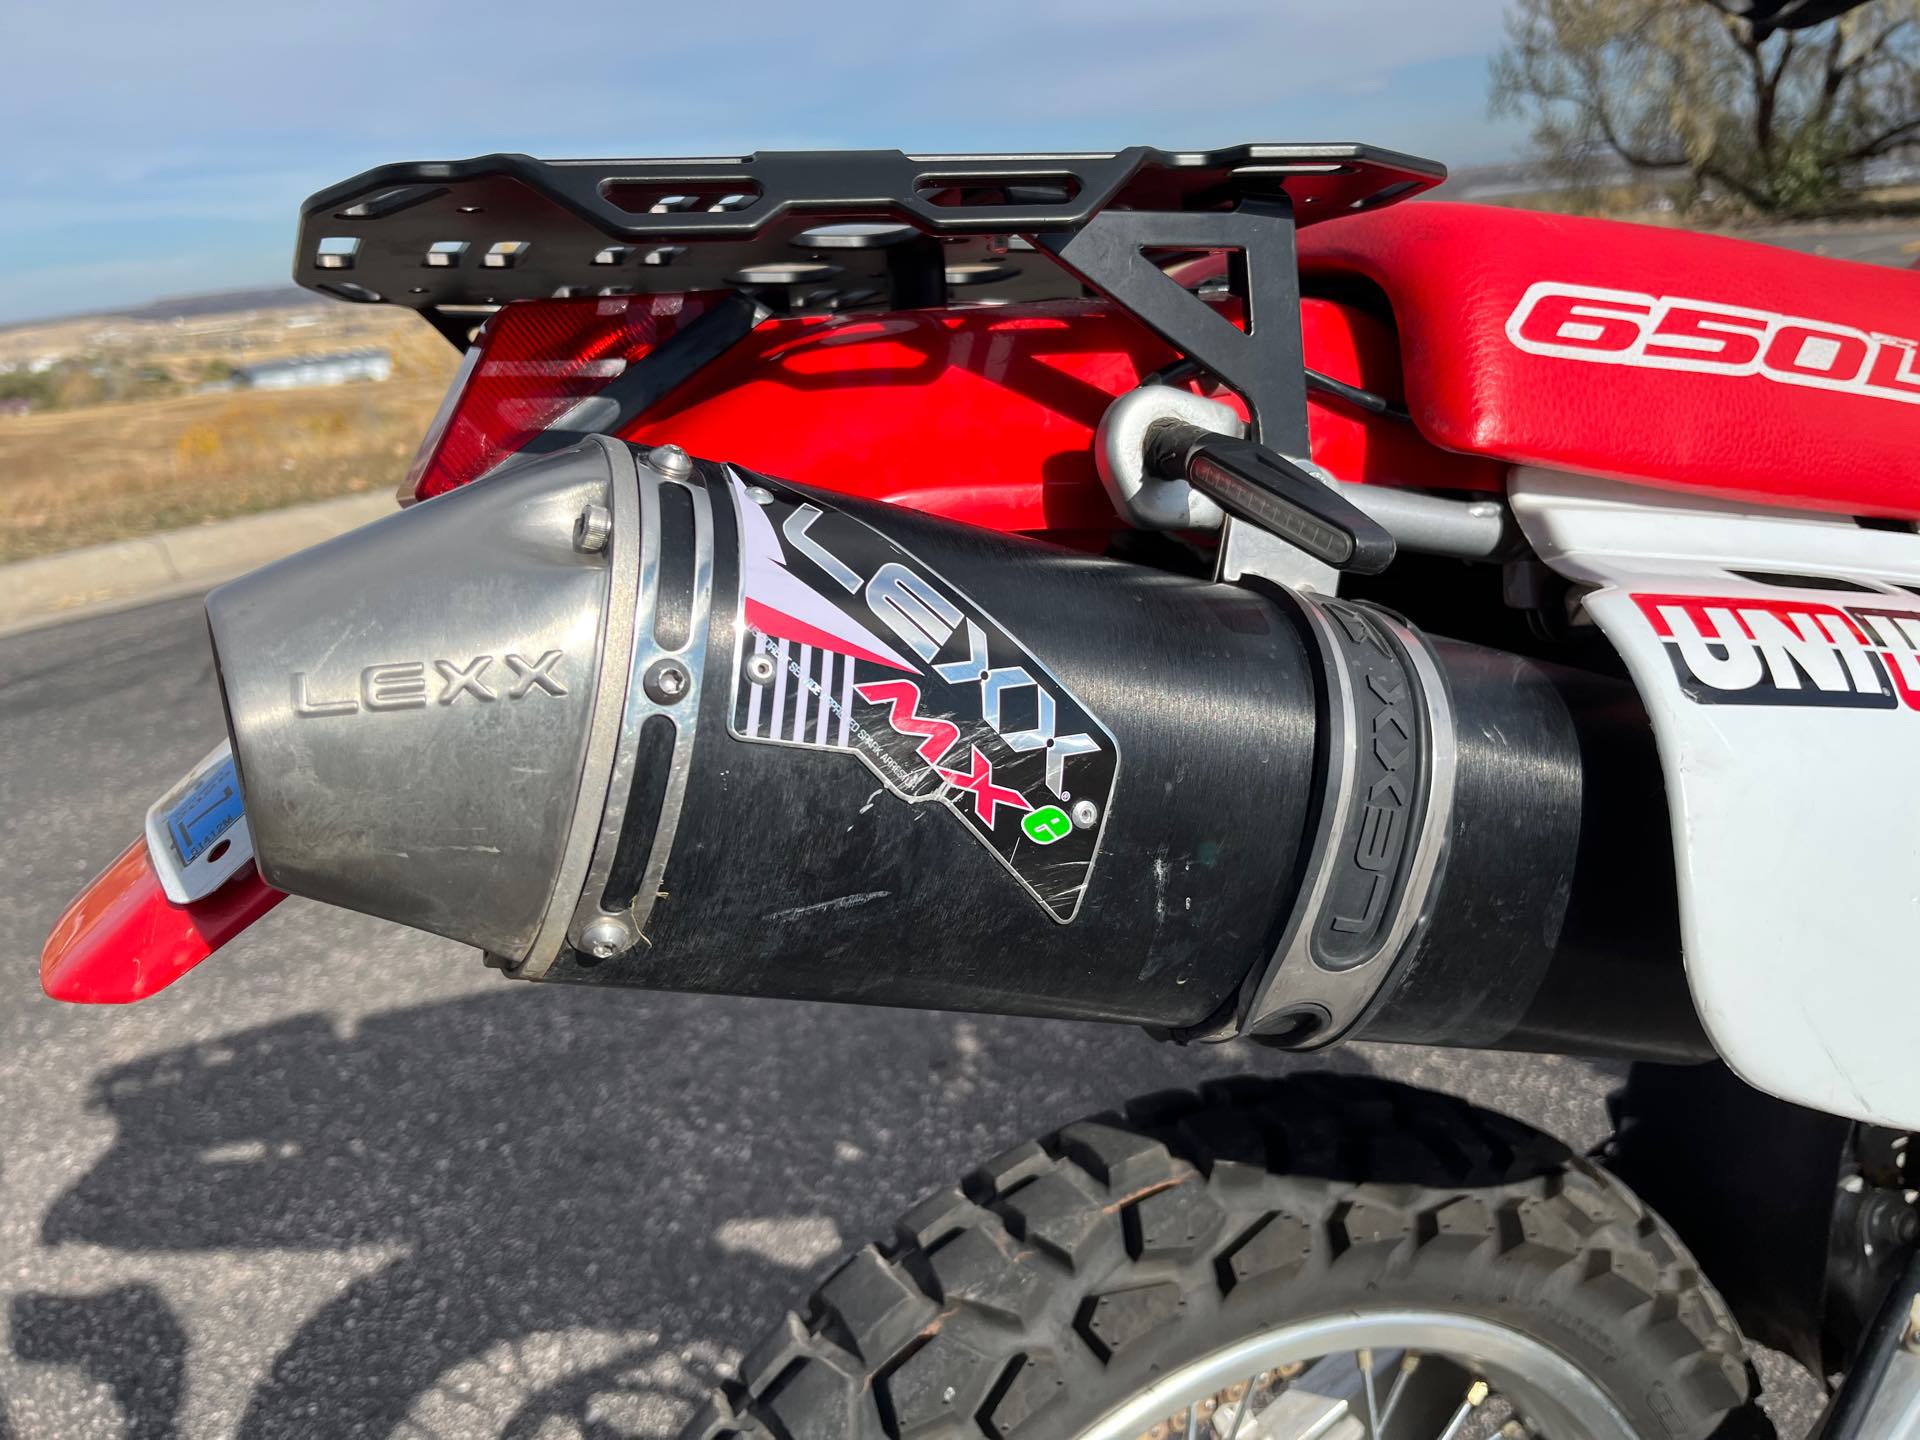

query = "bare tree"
(1492, 0), (1920, 213)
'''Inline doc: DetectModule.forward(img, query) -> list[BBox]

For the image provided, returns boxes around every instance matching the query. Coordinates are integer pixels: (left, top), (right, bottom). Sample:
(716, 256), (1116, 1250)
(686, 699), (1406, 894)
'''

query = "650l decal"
(1507, 281), (1920, 407)
(724, 470), (1117, 922)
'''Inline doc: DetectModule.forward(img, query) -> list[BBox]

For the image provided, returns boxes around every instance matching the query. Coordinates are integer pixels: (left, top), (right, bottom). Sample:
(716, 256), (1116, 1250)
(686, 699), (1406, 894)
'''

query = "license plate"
(145, 741), (256, 904)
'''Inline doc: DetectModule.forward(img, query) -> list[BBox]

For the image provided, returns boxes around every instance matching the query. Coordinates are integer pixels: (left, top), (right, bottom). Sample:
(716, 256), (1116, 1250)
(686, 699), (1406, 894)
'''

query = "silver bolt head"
(644, 658), (691, 705)
(745, 484), (775, 506)
(1070, 798), (1099, 829)
(581, 918), (629, 960)
(745, 652), (777, 684)
(649, 443), (693, 480)
(573, 502), (613, 553)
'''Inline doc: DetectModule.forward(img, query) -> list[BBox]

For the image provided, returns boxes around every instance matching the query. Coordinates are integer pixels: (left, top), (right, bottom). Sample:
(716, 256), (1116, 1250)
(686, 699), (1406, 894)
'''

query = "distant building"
(233, 348), (392, 391)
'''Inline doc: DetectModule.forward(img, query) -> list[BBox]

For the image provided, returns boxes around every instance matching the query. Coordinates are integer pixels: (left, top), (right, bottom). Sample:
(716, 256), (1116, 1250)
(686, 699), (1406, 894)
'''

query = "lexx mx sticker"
(724, 470), (1117, 921)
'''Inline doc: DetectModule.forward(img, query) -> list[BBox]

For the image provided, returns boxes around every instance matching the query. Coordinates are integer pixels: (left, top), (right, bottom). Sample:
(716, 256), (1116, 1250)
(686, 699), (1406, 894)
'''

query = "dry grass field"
(0, 306), (457, 563)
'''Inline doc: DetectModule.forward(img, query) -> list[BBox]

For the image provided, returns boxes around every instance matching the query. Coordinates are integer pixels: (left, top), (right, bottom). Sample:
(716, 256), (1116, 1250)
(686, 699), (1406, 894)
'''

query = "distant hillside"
(0, 285), (316, 336)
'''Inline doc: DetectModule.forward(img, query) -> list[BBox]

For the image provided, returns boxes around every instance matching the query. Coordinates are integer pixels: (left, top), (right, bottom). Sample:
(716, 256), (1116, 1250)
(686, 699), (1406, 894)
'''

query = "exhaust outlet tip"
(206, 438), (637, 962)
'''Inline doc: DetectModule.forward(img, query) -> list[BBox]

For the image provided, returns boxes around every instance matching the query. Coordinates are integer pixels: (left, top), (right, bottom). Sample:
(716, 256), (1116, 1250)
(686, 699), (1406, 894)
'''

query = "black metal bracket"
(514, 292), (768, 457)
(1038, 200), (1308, 452)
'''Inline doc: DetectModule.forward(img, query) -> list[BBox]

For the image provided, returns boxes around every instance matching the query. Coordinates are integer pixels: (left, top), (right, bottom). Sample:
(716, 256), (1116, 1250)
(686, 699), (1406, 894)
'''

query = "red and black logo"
(1634, 592), (1920, 710)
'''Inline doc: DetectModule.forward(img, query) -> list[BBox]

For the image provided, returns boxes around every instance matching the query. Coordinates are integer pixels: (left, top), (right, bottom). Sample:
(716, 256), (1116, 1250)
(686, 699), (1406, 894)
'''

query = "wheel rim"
(1074, 1308), (1642, 1440)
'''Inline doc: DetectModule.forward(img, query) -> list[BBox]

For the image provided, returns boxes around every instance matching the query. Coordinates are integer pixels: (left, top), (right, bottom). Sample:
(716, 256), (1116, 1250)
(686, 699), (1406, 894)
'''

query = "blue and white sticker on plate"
(144, 740), (256, 904)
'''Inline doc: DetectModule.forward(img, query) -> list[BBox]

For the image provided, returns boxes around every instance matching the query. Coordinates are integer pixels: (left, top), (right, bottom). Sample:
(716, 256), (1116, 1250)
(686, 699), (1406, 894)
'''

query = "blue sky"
(0, 1), (1525, 324)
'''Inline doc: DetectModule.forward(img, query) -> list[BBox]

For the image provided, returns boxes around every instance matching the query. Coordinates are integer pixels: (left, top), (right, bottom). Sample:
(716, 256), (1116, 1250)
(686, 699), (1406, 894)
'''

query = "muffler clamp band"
(1238, 596), (1456, 1044)
(558, 454), (716, 967)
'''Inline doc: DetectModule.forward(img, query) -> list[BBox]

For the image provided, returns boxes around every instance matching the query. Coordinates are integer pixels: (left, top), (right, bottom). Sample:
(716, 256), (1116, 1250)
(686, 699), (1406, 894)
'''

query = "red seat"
(1296, 202), (1920, 519)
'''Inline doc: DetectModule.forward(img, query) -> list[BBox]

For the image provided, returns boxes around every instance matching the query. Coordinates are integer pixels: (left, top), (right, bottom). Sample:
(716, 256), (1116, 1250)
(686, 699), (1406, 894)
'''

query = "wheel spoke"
(1358, 1348), (1380, 1436)
(1375, 1354), (1417, 1434)
(1220, 1374), (1254, 1440)
(1435, 1380), (1489, 1440)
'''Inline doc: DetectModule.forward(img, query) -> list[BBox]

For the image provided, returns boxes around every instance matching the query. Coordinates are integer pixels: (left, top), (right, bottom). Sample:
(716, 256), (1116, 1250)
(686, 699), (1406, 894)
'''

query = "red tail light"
(41, 842), (286, 1003)
(403, 293), (723, 502)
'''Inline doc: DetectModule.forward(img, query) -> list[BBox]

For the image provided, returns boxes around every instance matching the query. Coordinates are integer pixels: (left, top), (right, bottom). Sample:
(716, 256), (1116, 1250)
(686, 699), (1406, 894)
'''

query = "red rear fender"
(41, 841), (285, 1004)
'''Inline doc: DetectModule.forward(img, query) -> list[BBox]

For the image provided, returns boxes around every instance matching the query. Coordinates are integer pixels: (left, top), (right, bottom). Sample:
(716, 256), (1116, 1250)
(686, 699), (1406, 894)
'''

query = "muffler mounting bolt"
(581, 918), (631, 961)
(573, 503), (613, 554)
(644, 658), (692, 705)
(1071, 799), (1099, 829)
(745, 652), (777, 685)
(649, 443), (693, 480)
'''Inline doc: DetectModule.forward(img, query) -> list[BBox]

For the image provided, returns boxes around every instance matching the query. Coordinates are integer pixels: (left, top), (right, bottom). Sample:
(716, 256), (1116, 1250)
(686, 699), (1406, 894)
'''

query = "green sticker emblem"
(1021, 804), (1073, 845)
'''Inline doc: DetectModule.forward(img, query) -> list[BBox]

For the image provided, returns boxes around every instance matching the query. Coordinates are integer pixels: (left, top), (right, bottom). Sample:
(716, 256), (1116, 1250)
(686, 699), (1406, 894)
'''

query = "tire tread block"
(678, 1075), (1770, 1440)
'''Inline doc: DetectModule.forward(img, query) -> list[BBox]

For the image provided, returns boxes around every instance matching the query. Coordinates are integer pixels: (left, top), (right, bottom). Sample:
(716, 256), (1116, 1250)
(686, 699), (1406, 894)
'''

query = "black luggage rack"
(294, 143), (1443, 448)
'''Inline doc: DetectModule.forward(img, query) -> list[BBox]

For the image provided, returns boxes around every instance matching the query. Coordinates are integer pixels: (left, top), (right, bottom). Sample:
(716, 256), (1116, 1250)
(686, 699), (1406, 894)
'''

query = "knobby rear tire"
(679, 1075), (1771, 1440)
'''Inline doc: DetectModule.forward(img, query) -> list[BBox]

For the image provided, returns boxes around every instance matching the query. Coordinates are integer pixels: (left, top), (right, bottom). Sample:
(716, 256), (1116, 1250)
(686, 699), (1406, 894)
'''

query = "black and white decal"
(725, 471), (1118, 922)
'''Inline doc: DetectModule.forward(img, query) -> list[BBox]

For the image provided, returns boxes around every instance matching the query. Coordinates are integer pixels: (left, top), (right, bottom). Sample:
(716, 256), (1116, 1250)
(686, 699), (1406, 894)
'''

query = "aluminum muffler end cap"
(205, 436), (638, 961)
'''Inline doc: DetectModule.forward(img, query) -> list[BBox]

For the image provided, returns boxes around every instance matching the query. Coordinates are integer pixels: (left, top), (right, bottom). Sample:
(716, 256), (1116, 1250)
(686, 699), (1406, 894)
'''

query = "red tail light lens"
(41, 841), (286, 1004)
(404, 293), (723, 502)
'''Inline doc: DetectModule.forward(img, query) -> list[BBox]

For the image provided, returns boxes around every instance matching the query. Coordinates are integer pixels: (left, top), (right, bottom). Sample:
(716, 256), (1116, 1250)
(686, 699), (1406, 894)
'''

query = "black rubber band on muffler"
(1304, 599), (1436, 970)
(1235, 594), (1451, 1047)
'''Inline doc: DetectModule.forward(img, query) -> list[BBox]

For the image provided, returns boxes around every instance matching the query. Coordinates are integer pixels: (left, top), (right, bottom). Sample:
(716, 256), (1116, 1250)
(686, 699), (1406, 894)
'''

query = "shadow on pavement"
(11, 1286), (185, 1440)
(29, 985), (1363, 1437)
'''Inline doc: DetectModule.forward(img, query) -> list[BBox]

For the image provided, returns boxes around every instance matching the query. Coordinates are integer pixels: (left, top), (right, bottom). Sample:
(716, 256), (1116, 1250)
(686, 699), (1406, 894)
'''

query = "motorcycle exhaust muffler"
(205, 436), (1702, 1057)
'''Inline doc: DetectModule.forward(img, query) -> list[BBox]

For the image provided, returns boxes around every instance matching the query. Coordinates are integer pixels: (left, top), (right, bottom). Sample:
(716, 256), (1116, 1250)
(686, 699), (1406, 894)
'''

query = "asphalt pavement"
(0, 595), (1821, 1437)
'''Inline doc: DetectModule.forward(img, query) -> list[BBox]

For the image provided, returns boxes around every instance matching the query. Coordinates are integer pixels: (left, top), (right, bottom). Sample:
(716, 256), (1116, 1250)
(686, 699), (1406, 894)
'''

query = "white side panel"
(1512, 469), (1920, 1128)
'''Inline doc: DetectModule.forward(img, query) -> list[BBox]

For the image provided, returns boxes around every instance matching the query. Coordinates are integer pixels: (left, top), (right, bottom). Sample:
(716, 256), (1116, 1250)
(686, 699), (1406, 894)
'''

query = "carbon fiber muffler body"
(206, 437), (1701, 1054)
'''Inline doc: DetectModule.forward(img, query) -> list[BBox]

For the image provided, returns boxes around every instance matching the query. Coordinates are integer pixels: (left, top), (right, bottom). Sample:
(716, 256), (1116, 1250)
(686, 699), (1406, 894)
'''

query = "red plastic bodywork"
(40, 841), (285, 1003)
(617, 298), (1502, 531)
(413, 293), (1502, 521)
(1298, 201), (1920, 519)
